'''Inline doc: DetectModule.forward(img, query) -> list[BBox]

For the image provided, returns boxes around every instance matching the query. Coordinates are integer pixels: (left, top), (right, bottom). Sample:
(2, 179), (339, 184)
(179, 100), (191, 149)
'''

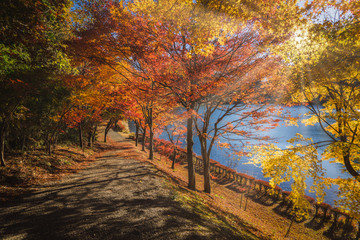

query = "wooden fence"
(134, 134), (359, 238)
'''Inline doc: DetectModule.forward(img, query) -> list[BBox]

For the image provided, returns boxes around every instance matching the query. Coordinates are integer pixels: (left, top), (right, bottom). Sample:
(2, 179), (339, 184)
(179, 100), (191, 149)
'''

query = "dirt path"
(0, 130), (249, 240)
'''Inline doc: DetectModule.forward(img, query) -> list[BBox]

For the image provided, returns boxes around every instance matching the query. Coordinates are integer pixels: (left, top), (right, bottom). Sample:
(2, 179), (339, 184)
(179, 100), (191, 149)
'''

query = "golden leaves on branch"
(249, 133), (328, 220)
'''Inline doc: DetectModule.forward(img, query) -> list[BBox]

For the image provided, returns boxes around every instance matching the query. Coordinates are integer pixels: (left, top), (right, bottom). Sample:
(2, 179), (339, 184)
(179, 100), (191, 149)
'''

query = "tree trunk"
(104, 119), (113, 142)
(49, 124), (61, 155)
(148, 108), (154, 160)
(88, 132), (93, 148)
(285, 216), (295, 238)
(187, 113), (196, 190)
(135, 121), (139, 146)
(46, 131), (53, 155)
(53, 133), (58, 151)
(204, 161), (211, 194)
(79, 121), (84, 150)
(171, 147), (177, 169)
(343, 152), (359, 180)
(0, 120), (6, 167)
(200, 138), (211, 193)
(142, 125), (146, 151)
(149, 126), (154, 159)
(91, 124), (97, 146)
(88, 123), (96, 148)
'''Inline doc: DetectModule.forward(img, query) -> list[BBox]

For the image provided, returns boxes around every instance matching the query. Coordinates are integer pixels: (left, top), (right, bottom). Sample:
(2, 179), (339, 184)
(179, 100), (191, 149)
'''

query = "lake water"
(192, 105), (349, 204)
(132, 105), (348, 204)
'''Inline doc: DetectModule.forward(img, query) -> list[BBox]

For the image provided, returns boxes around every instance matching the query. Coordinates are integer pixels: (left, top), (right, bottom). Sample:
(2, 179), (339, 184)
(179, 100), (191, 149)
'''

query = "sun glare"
(293, 28), (309, 49)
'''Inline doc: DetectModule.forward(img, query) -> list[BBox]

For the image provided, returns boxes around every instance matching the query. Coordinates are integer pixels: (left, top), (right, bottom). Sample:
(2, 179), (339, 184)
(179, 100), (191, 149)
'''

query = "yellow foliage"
(332, 178), (360, 221)
(272, 1), (360, 219)
(249, 134), (328, 220)
(127, 0), (240, 57)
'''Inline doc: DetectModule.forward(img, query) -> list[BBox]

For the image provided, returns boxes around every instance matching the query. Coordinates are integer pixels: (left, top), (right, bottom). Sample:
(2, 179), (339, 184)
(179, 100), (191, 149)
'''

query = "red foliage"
(316, 202), (332, 210)
(304, 195), (315, 204)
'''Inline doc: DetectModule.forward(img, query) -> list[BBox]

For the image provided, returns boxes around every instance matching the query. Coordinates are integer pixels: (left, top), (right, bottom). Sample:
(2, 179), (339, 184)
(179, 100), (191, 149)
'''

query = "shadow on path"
(0, 130), (250, 240)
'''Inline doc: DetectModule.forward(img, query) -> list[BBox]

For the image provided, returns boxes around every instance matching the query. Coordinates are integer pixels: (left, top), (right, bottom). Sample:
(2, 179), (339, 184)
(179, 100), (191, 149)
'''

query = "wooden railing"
(134, 134), (360, 237)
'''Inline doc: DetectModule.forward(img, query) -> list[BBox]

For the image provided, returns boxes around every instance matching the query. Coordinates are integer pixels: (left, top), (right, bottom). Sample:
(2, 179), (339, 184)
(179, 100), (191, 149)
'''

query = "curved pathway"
(0, 130), (248, 240)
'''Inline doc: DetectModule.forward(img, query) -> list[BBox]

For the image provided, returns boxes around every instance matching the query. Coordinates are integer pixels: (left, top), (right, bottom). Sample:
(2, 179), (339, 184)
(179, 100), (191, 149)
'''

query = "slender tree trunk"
(47, 126), (59, 155)
(47, 137), (52, 155)
(53, 133), (58, 151)
(79, 121), (83, 150)
(200, 138), (211, 193)
(285, 216), (295, 238)
(187, 113), (196, 190)
(104, 119), (113, 142)
(199, 134), (211, 193)
(339, 115), (359, 180)
(0, 120), (6, 167)
(142, 125), (146, 151)
(135, 121), (139, 146)
(171, 147), (177, 169)
(92, 124), (97, 146)
(148, 108), (154, 160)
(149, 125), (154, 159)
(88, 132), (92, 148)
(87, 124), (96, 148)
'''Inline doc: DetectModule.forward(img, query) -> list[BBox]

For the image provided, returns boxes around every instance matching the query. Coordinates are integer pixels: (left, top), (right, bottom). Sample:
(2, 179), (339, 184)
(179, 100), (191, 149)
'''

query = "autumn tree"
(126, 72), (174, 160)
(65, 0), (139, 149)
(61, 58), (132, 149)
(0, 0), (74, 165)
(78, 0), (241, 189)
(157, 110), (187, 169)
(250, 0), (360, 219)
(75, 0), (301, 192)
(108, 0), (290, 192)
(192, 38), (282, 193)
(143, 0), (292, 193)
(74, 0), (181, 162)
(122, 0), (243, 190)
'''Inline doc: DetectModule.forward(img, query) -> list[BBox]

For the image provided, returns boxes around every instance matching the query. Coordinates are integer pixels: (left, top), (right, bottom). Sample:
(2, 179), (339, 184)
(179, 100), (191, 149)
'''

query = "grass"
(170, 183), (260, 240)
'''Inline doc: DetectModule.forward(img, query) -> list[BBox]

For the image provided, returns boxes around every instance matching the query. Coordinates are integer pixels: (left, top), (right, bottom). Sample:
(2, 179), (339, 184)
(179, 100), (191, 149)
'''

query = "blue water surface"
(131, 105), (349, 204)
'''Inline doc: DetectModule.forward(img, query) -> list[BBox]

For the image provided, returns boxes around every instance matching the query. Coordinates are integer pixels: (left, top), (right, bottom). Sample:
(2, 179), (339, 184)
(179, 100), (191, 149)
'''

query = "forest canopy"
(1, 0), (359, 222)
